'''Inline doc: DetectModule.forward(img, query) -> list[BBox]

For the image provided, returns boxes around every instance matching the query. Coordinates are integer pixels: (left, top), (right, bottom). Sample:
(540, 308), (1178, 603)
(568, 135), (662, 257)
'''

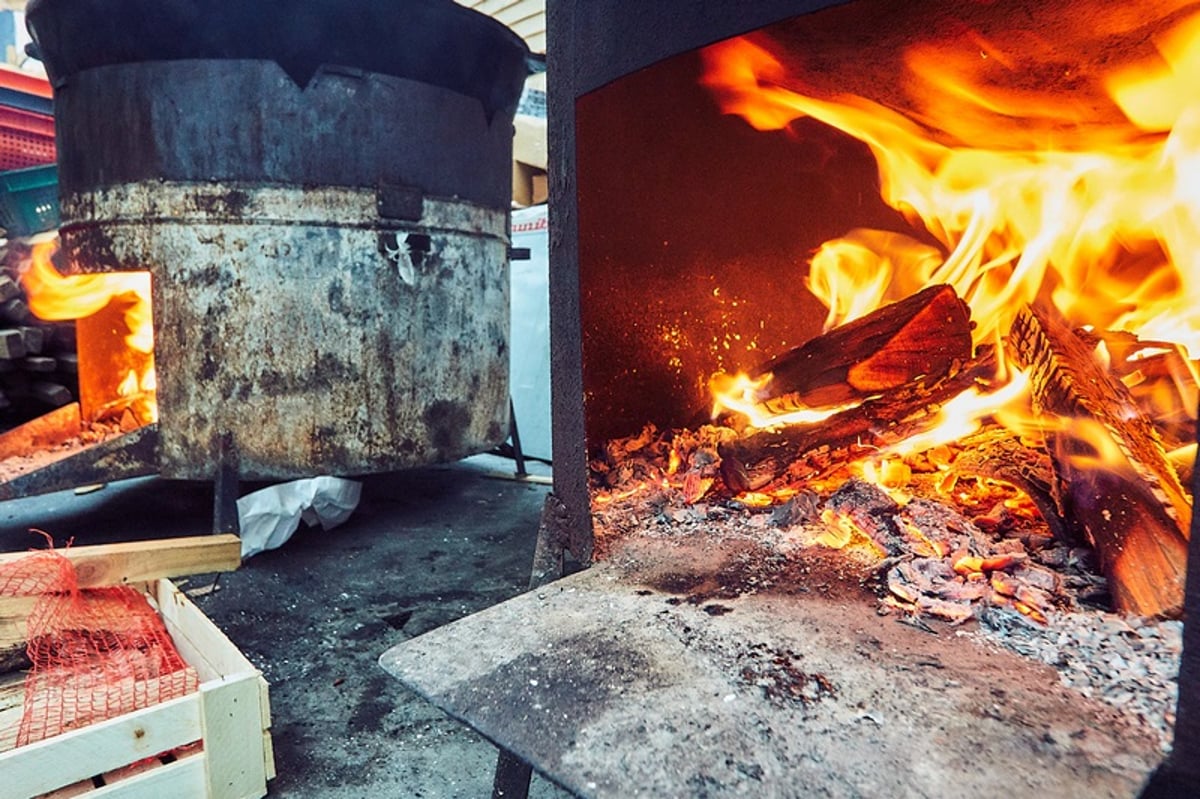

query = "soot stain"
(347, 674), (394, 735)
(423, 400), (470, 456)
(454, 631), (672, 744)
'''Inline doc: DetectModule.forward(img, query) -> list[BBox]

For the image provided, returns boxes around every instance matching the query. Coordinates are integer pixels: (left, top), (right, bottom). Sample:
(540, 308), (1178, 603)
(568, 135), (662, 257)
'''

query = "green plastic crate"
(0, 163), (59, 238)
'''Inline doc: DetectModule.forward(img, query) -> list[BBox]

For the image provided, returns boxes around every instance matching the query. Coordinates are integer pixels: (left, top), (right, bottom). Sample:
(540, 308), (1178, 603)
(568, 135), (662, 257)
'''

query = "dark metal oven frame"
(544, 1), (1200, 793)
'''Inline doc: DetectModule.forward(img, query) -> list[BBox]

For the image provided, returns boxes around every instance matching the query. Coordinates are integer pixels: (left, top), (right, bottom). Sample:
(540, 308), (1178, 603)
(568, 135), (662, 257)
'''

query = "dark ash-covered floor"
(0, 455), (569, 798)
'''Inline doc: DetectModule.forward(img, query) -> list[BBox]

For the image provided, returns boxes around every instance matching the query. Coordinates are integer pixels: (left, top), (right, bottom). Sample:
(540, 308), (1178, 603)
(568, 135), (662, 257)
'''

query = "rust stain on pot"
(60, 181), (511, 480)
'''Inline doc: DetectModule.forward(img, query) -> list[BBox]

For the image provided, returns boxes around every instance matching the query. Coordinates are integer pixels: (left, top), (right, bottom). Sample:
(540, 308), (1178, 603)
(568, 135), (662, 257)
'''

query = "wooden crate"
(0, 579), (274, 799)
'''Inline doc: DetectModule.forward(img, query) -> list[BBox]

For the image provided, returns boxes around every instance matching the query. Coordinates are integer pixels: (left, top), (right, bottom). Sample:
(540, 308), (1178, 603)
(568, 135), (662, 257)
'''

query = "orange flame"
(704, 5), (1200, 445)
(22, 239), (157, 424)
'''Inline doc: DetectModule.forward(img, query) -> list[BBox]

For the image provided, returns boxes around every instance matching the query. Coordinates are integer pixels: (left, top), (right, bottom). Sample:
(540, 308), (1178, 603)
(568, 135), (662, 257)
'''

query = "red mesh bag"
(0, 546), (198, 746)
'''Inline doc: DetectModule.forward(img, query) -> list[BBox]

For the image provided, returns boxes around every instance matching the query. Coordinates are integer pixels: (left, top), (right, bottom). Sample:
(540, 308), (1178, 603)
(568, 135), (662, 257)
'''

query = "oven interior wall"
(576, 51), (904, 444)
(548, 0), (853, 560)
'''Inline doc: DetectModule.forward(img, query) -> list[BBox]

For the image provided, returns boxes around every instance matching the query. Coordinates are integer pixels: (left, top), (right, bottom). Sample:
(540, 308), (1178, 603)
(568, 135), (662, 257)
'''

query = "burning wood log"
(949, 427), (1069, 543)
(1007, 306), (1190, 618)
(1082, 328), (1199, 452)
(719, 351), (993, 493)
(748, 284), (973, 410)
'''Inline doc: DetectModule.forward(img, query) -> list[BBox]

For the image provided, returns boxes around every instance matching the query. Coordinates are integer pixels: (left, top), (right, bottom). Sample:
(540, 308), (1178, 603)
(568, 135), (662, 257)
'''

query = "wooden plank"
(466, 0), (539, 16)
(262, 731), (276, 782)
(508, 12), (545, 32)
(0, 594), (35, 662)
(152, 581), (271, 797)
(258, 677), (276, 781)
(201, 675), (270, 799)
(524, 31), (545, 52)
(0, 535), (242, 590)
(0, 671), (24, 754)
(88, 752), (207, 798)
(719, 353), (996, 492)
(1007, 306), (1189, 617)
(747, 284), (972, 411)
(152, 580), (257, 683)
(0, 693), (202, 798)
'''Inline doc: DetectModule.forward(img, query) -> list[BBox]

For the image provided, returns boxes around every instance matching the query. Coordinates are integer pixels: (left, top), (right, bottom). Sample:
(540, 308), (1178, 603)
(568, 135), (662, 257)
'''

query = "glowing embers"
(589, 422), (1076, 626)
(22, 239), (156, 427)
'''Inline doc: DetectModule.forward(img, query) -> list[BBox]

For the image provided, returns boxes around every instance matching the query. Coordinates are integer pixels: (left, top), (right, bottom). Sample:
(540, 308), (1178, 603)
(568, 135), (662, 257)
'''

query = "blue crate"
(0, 163), (59, 238)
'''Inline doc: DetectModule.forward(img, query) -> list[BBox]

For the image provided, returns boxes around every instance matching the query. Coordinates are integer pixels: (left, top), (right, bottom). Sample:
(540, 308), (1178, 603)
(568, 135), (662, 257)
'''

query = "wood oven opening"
(579, 0), (1198, 650)
(23, 238), (156, 432)
(0, 236), (156, 489)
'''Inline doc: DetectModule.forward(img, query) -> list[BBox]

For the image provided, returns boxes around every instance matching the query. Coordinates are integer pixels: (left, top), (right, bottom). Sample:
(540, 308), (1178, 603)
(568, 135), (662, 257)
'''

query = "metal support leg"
(491, 748), (533, 799)
(529, 493), (569, 589)
(212, 431), (240, 536)
(508, 397), (528, 477)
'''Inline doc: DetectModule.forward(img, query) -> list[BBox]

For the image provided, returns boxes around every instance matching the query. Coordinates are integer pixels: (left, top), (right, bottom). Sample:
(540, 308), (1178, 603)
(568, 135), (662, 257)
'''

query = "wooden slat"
(0, 535), (242, 590)
(201, 676), (270, 799)
(509, 14), (545, 37)
(151, 580), (272, 797)
(1007, 306), (1189, 617)
(458, 0), (545, 48)
(88, 752), (208, 798)
(466, 0), (539, 17)
(524, 31), (546, 52)
(0, 693), (203, 797)
(0, 594), (35, 659)
(152, 580), (258, 683)
(0, 671), (24, 754)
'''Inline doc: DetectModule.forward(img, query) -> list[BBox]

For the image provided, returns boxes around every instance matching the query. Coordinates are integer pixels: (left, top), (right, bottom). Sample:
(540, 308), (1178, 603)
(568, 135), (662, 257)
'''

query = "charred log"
(0, 243), (79, 429)
(1082, 328), (1199, 452)
(720, 352), (997, 492)
(950, 427), (1071, 544)
(749, 284), (973, 411)
(1007, 306), (1190, 618)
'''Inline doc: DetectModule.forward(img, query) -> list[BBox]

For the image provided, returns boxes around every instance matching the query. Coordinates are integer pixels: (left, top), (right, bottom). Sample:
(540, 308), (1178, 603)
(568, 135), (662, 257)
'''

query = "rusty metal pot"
(28, 6), (526, 480)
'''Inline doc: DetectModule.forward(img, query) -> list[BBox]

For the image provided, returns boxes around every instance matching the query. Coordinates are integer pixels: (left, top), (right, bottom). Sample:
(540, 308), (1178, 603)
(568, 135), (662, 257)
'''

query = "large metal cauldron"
(27, 0), (530, 480)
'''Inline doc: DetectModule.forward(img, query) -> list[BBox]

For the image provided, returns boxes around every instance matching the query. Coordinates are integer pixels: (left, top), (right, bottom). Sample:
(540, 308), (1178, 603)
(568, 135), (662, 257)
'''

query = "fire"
(21, 239), (157, 424)
(703, 4), (1200, 449)
(709, 371), (853, 427)
(881, 370), (1033, 459)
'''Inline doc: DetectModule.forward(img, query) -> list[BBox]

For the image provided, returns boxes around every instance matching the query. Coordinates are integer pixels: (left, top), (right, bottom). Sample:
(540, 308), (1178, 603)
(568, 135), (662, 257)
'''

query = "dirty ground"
(0, 455), (569, 798)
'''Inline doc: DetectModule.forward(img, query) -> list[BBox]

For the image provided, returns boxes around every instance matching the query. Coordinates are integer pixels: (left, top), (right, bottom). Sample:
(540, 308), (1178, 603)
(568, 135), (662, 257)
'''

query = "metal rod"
(508, 397), (528, 477)
(212, 431), (240, 536)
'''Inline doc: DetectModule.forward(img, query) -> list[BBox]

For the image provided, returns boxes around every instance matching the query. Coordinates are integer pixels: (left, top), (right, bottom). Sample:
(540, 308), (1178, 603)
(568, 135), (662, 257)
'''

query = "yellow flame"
(699, 6), (1200, 455)
(701, 11), (1200, 360)
(881, 371), (1032, 458)
(22, 239), (157, 423)
(709, 371), (854, 428)
(24, 241), (151, 347)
